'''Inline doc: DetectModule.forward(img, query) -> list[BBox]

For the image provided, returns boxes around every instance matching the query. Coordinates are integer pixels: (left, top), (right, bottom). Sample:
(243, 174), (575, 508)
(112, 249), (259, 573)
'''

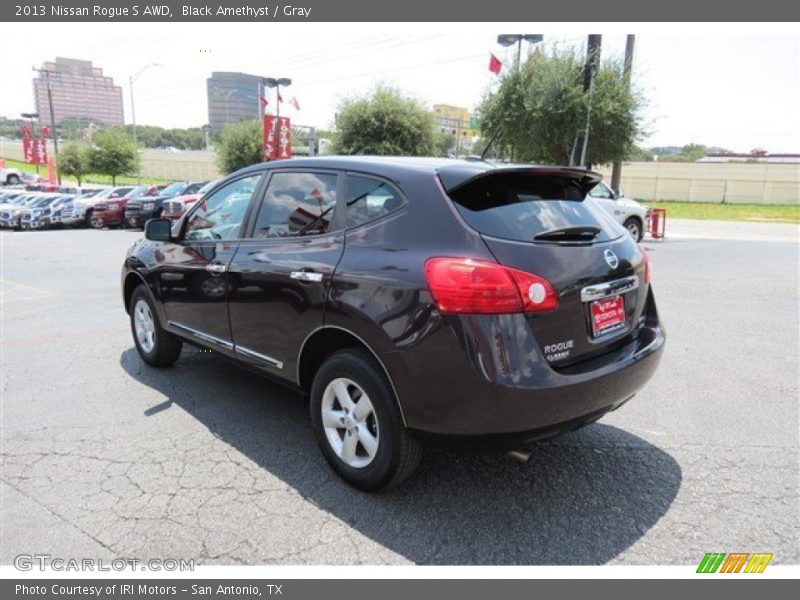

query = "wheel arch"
(297, 325), (406, 425)
(123, 270), (157, 314)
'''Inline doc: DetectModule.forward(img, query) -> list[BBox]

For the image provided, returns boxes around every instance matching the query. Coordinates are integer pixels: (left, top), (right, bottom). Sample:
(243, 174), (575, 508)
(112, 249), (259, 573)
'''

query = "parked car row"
(0, 179), (218, 231)
(0, 190), (88, 230)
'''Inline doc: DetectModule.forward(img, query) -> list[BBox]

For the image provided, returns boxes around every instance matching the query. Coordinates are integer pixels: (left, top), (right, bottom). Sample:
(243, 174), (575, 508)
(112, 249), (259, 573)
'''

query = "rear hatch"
(442, 167), (649, 367)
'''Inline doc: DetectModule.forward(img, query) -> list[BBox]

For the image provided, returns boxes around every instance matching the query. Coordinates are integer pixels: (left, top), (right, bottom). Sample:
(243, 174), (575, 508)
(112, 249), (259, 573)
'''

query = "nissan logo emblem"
(604, 249), (619, 269)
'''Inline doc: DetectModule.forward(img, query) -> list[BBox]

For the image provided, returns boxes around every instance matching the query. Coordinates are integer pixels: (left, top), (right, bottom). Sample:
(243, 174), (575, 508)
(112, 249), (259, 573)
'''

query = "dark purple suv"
(122, 157), (665, 491)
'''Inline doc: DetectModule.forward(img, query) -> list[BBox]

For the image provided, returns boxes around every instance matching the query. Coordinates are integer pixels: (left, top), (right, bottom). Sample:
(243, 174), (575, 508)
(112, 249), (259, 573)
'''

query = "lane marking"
(0, 277), (57, 299)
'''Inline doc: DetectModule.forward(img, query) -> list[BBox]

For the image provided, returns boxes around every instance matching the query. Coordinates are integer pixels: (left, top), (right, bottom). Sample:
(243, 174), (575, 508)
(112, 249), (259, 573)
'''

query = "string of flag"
(259, 94), (301, 111)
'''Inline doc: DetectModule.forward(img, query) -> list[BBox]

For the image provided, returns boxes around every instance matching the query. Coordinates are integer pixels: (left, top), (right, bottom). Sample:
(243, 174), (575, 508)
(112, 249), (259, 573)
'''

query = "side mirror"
(144, 218), (172, 242)
(614, 189), (623, 200)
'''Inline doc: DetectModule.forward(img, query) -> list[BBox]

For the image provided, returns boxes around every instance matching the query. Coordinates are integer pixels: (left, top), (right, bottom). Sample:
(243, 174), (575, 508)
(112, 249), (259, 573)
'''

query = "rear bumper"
(387, 288), (665, 439)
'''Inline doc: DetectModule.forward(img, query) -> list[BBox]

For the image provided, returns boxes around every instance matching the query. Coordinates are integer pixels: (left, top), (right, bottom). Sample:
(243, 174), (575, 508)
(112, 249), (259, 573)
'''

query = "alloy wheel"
(321, 377), (380, 468)
(133, 299), (156, 353)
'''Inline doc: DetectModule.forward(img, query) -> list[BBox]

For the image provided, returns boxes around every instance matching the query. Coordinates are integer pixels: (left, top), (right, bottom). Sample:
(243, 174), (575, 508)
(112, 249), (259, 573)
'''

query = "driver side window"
(184, 175), (260, 241)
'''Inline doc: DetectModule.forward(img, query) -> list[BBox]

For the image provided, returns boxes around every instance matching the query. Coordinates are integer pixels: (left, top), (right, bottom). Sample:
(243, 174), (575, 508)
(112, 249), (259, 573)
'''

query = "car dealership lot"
(1, 222), (797, 565)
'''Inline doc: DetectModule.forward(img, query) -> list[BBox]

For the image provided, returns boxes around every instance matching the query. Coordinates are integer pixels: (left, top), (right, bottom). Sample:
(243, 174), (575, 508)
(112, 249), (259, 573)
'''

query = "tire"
(624, 217), (644, 242)
(129, 285), (182, 367)
(84, 208), (94, 228)
(310, 349), (422, 492)
(6, 174), (21, 185)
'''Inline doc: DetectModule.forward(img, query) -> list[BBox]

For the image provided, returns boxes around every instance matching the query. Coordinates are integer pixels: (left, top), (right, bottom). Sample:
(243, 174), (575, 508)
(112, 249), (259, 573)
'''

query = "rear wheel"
(6, 174), (21, 185)
(310, 349), (422, 491)
(129, 286), (182, 367)
(84, 209), (94, 228)
(624, 217), (644, 242)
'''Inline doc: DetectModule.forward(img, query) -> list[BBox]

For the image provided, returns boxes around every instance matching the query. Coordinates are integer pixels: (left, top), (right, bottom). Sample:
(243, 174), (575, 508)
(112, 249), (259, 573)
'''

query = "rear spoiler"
(437, 164), (603, 196)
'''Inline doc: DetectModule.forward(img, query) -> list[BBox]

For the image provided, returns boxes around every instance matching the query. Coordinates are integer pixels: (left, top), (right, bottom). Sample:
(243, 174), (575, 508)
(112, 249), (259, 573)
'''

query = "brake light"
(424, 257), (558, 314)
(639, 244), (651, 284)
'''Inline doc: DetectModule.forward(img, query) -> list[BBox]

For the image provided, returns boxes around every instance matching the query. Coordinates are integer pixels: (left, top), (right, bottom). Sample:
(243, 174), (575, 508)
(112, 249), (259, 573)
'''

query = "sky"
(0, 23), (798, 152)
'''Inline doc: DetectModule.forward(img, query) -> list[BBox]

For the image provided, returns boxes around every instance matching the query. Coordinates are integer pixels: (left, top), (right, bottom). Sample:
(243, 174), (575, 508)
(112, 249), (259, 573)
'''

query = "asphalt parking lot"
(1, 221), (798, 566)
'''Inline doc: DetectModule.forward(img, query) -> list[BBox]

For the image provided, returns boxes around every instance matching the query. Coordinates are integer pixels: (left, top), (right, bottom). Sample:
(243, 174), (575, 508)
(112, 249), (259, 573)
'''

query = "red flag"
(259, 95), (269, 108)
(41, 126), (50, 138)
(489, 53), (502, 75)
(288, 97), (300, 110)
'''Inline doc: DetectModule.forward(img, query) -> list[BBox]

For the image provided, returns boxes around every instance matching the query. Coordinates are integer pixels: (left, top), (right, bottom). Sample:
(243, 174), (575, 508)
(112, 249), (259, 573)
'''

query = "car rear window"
(446, 173), (624, 243)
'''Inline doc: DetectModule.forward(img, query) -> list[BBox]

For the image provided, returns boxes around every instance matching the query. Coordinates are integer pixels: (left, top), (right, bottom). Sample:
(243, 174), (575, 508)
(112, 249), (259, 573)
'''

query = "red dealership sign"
(263, 115), (291, 160)
(23, 138), (48, 165)
(34, 138), (48, 165)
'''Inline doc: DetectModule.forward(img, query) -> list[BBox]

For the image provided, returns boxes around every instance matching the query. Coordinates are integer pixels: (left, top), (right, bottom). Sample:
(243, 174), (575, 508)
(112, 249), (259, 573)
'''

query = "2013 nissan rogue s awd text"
(122, 157), (665, 491)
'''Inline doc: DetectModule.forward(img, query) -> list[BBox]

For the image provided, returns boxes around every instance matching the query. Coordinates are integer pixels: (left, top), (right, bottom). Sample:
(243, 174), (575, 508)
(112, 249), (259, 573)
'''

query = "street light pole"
(129, 63), (160, 180)
(497, 34), (543, 71)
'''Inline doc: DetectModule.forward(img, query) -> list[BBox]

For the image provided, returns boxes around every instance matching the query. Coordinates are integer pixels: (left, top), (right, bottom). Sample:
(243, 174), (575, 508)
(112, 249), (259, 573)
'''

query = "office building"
(33, 57), (124, 128)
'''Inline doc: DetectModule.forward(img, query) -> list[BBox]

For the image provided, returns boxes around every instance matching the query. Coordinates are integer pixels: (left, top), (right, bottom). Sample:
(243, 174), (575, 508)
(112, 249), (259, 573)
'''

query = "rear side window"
(253, 171), (339, 238)
(447, 173), (623, 243)
(346, 175), (406, 228)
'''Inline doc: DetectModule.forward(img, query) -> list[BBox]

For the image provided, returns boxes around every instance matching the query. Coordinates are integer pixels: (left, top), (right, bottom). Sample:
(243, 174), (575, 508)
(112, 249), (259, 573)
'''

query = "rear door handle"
(290, 271), (323, 282)
(206, 263), (228, 273)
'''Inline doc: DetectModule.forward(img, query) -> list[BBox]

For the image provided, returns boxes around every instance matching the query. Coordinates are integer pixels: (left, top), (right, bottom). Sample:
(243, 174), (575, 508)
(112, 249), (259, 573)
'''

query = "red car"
(162, 180), (219, 221)
(91, 185), (155, 228)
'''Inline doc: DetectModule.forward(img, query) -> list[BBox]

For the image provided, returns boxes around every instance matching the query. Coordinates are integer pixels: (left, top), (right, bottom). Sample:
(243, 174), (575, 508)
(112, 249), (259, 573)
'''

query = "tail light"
(639, 244), (651, 284)
(424, 257), (558, 314)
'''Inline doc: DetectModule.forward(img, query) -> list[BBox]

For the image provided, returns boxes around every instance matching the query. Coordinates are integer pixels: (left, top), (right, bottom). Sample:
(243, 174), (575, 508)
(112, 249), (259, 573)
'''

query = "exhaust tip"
(507, 448), (533, 463)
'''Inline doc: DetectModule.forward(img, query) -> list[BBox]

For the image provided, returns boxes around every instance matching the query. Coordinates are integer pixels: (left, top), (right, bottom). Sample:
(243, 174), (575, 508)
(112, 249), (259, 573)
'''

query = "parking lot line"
(0, 277), (56, 300)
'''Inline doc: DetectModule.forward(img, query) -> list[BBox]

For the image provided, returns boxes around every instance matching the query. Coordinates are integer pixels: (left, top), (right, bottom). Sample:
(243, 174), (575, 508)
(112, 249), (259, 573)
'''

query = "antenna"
(480, 129), (501, 160)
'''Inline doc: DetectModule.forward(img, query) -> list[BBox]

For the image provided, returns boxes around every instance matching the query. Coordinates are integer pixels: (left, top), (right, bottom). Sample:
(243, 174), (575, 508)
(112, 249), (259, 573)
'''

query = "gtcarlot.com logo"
(697, 552), (773, 573)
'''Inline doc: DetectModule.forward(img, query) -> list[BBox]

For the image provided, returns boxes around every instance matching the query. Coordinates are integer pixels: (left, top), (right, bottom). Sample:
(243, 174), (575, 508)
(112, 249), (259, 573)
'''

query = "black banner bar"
(2, 0), (800, 22)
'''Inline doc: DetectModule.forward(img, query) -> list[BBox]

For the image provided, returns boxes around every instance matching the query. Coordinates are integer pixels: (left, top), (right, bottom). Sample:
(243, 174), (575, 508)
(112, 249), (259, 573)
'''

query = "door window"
(252, 172), (339, 239)
(184, 174), (261, 241)
(590, 182), (614, 199)
(346, 176), (406, 228)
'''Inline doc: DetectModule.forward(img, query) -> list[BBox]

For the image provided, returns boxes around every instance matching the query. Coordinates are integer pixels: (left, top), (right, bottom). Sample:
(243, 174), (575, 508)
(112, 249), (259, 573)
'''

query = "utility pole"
(610, 35), (636, 192)
(571, 34), (602, 168)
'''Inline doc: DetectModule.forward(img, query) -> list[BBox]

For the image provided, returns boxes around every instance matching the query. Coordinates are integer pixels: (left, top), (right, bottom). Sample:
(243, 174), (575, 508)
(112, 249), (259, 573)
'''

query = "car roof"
(236, 156), (602, 191)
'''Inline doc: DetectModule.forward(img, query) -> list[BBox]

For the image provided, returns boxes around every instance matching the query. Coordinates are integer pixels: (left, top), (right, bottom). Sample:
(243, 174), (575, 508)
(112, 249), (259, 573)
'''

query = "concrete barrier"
(2, 138), (797, 204)
(596, 162), (799, 205)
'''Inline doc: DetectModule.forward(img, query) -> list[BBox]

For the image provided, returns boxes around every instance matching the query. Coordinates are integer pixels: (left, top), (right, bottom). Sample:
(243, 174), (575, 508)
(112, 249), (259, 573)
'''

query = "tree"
(627, 145), (654, 162)
(88, 129), (139, 186)
(216, 119), (263, 174)
(477, 48), (646, 166)
(333, 85), (437, 156)
(658, 143), (707, 162)
(435, 131), (457, 157)
(58, 142), (91, 186)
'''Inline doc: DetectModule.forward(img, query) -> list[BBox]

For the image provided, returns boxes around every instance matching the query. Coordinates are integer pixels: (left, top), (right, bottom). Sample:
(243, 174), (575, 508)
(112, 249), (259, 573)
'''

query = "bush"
(216, 120), (264, 174)
(333, 86), (437, 156)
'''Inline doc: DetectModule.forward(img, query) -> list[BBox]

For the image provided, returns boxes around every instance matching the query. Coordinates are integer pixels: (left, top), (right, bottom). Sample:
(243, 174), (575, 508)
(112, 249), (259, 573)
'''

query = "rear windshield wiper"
(534, 225), (601, 241)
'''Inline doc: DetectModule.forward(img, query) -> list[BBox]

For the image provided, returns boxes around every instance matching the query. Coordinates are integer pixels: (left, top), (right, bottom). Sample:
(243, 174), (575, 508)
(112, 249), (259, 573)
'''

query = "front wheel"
(624, 217), (644, 242)
(129, 285), (182, 367)
(310, 349), (422, 491)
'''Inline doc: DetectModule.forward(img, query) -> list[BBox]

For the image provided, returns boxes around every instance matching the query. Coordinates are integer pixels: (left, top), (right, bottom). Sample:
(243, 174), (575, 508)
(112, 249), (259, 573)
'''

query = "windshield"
(31, 197), (53, 208)
(109, 187), (134, 198)
(160, 182), (187, 197)
(447, 173), (625, 243)
(92, 188), (115, 200)
(129, 185), (151, 197)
